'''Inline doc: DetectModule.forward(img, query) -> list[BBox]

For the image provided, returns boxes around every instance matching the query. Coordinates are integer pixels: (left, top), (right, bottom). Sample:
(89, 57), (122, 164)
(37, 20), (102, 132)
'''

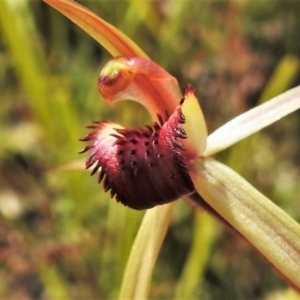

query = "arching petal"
(99, 57), (207, 157)
(44, 1), (207, 157)
(98, 56), (182, 119)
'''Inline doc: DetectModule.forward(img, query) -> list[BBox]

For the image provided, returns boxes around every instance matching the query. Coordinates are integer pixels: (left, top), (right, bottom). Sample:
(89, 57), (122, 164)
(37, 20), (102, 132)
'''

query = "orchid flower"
(44, 0), (300, 297)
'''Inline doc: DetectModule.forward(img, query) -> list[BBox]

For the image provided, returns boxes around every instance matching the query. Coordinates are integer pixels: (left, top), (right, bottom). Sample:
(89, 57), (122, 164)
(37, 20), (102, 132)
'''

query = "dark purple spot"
(130, 138), (138, 145)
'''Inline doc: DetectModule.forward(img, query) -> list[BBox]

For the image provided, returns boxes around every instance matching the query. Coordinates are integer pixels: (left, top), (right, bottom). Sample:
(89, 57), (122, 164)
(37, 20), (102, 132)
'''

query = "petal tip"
(98, 57), (133, 100)
(183, 83), (196, 97)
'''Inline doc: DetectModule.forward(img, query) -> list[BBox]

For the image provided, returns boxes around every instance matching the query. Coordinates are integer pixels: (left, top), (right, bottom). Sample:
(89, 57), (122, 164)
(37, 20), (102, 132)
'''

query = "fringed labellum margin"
(79, 99), (195, 210)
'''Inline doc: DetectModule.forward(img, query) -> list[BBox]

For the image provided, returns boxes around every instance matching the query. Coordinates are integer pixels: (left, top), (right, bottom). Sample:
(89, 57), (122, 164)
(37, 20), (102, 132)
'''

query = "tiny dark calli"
(79, 99), (195, 210)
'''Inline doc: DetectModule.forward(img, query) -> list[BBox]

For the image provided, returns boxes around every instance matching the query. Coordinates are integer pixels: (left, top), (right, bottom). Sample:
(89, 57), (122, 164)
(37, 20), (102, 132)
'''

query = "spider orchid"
(44, 0), (300, 297)
(79, 57), (205, 210)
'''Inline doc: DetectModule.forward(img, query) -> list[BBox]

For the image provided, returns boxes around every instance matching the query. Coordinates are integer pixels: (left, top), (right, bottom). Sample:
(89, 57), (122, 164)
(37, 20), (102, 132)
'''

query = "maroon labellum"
(79, 99), (195, 210)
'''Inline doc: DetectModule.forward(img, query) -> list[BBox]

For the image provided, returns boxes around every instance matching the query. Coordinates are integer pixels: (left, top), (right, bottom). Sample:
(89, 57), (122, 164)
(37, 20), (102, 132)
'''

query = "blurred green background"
(0, 0), (300, 299)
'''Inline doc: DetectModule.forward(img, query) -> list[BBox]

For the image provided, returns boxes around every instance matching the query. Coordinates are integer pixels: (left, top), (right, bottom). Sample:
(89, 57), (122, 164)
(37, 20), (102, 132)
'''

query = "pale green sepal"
(43, 0), (147, 58)
(190, 158), (300, 289)
(119, 203), (174, 300)
(204, 85), (300, 156)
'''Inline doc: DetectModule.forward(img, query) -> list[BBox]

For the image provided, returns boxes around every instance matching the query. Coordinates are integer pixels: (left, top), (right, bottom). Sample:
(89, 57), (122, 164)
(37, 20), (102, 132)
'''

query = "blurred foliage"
(0, 0), (300, 299)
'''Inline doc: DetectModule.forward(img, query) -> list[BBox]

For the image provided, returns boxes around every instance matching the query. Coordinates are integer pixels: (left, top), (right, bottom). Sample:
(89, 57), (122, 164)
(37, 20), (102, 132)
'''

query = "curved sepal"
(99, 57), (207, 158)
(43, 0), (147, 57)
(98, 56), (182, 119)
(191, 158), (300, 290)
(205, 85), (300, 156)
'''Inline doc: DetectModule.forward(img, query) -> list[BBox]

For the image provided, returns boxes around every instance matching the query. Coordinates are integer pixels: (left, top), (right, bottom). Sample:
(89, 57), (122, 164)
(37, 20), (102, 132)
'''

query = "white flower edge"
(191, 158), (300, 289)
(204, 85), (300, 156)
